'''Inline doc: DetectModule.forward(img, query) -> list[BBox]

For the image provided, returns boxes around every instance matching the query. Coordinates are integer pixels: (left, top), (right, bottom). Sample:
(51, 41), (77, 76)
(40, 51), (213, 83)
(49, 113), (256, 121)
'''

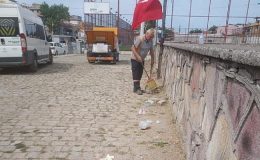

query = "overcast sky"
(17, 0), (260, 30)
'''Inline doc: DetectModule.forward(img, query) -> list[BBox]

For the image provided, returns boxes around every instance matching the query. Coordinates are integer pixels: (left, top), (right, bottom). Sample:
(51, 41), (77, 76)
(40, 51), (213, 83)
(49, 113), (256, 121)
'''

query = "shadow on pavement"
(0, 63), (74, 75)
(89, 60), (130, 66)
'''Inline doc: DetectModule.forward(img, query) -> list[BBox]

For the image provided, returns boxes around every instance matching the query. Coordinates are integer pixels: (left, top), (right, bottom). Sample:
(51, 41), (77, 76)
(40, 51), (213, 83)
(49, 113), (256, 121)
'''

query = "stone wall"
(155, 43), (260, 160)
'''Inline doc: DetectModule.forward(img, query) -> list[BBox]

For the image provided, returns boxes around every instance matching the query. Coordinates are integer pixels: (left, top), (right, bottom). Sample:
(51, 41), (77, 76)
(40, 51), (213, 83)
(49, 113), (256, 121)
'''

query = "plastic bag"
(139, 120), (152, 130)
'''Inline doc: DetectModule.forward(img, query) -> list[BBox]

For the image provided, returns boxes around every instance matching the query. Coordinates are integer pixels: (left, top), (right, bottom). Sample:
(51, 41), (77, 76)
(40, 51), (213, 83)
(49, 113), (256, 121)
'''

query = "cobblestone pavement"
(0, 53), (185, 160)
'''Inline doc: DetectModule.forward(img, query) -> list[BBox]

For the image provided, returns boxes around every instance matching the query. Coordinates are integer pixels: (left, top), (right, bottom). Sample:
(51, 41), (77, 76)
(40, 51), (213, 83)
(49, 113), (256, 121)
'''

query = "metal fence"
(161, 0), (260, 44)
(167, 23), (260, 44)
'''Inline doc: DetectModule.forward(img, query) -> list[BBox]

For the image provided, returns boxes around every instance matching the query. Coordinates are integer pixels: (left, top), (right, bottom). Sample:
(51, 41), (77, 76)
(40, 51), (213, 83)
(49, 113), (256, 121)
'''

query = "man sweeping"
(131, 0), (163, 95)
(131, 28), (155, 95)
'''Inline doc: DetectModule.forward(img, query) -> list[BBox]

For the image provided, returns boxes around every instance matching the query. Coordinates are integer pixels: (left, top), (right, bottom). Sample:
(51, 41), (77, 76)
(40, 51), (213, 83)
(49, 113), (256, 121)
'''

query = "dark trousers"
(131, 59), (144, 91)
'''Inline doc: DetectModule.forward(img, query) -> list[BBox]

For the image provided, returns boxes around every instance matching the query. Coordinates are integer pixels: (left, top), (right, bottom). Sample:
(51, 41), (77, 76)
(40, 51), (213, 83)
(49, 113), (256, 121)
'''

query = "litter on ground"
(139, 120), (153, 130)
(157, 100), (167, 106)
(138, 108), (146, 115)
(100, 154), (114, 160)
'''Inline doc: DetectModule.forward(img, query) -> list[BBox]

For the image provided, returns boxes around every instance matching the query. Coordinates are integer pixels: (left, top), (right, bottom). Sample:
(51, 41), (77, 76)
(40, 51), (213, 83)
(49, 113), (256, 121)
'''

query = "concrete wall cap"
(164, 43), (260, 67)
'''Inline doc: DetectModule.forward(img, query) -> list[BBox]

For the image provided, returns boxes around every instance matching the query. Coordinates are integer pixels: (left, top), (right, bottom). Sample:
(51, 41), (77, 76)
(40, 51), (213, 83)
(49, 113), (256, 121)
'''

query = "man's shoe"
(136, 89), (143, 95)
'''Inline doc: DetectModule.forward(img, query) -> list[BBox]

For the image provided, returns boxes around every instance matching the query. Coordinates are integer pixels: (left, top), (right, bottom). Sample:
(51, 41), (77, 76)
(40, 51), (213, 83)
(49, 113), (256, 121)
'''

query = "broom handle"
(140, 61), (151, 79)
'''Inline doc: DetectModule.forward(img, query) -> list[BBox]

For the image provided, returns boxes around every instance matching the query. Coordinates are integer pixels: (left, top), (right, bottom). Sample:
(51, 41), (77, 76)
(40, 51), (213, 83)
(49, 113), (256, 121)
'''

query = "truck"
(86, 27), (119, 64)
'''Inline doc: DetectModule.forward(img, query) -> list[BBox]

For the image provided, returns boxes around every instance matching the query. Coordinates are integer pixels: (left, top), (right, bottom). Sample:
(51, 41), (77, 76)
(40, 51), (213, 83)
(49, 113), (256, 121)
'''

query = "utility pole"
(170, 0), (174, 30)
(157, 0), (167, 79)
(224, 0), (232, 43)
(109, 8), (112, 27)
(242, 0), (251, 43)
(187, 0), (192, 42)
(206, 0), (212, 41)
(245, 0), (251, 25)
(117, 0), (120, 32)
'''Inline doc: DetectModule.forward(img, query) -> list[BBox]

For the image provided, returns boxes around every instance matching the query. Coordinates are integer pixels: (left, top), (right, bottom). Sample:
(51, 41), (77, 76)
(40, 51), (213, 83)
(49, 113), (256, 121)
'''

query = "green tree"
(208, 25), (217, 33)
(156, 27), (174, 39)
(145, 20), (156, 31)
(189, 29), (202, 34)
(40, 2), (70, 34)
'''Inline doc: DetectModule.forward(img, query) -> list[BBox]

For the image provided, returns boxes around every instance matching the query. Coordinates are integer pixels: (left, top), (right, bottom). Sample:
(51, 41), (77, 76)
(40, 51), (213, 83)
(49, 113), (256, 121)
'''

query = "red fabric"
(132, 0), (163, 30)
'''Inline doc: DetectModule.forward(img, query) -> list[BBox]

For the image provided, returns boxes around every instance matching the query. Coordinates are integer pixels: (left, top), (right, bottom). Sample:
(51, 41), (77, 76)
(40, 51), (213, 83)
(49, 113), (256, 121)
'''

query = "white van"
(0, 1), (52, 71)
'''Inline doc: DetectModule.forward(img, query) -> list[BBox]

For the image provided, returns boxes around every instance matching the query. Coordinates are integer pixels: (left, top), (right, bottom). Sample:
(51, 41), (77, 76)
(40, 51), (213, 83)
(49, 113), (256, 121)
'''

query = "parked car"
(60, 42), (68, 54)
(0, 1), (52, 72)
(49, 42), (66, 55)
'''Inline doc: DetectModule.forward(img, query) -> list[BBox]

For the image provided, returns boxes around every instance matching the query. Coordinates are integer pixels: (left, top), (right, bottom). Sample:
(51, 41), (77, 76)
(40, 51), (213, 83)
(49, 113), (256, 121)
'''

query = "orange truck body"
(86, 27), (119, 63)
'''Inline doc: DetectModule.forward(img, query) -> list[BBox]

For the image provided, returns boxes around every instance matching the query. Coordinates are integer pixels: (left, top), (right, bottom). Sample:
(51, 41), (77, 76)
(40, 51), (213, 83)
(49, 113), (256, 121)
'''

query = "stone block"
(236, 104), (260, 160)
(253, 70), (260, 80)
(206, 114), (237, 160)
(226, 80), (251, 130)
(237, 68), (253, 80)
(190, 56), (201, 95)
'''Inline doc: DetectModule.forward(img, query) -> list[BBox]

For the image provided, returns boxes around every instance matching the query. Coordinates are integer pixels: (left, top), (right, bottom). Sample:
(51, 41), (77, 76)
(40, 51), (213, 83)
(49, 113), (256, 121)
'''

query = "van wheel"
(48, 52), (53, 64)
(28, 55), (38, 72)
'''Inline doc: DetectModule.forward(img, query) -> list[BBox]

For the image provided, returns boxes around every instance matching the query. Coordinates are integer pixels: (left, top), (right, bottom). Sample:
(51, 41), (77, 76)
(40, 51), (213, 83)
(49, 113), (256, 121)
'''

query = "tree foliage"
(40, 2), (70, 34)
(145, 20), (156, 31)
(208, 25), (217, 33)
(189, 29), (202, 34)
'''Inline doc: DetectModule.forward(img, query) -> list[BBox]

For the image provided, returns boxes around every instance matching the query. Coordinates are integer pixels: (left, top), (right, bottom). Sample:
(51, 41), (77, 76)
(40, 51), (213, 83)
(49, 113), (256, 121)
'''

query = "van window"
(36, 24), (45, 40)
(24, 19), (45, 40)
(0, 17), (19, 37)
(24, 19), (36, 38)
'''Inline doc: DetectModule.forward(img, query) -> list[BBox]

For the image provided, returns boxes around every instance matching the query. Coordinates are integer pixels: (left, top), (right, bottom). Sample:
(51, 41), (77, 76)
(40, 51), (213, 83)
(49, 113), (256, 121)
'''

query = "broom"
(141, 62), (157, 91)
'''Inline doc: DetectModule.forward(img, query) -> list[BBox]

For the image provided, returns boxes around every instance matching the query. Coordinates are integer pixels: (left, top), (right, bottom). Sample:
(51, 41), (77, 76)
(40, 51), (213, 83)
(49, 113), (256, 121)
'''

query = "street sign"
(84, 2), (110, 14)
